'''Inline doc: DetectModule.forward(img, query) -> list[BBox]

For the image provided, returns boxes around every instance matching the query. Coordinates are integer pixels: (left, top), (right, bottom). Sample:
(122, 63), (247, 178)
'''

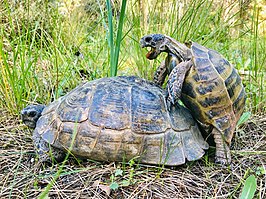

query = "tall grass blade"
(106, 0), (115, 76)
(113, 0), (127, 76)
(106, 0), (127, 77)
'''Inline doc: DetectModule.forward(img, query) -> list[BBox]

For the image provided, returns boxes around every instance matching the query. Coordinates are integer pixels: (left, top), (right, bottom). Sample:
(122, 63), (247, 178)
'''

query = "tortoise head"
(140, 34), (191, 61)
(21, 104), (46, 129)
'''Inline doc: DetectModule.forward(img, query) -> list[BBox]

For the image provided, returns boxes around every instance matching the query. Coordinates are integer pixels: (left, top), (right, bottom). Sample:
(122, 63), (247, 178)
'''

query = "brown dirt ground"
(0, 109), (265, 199)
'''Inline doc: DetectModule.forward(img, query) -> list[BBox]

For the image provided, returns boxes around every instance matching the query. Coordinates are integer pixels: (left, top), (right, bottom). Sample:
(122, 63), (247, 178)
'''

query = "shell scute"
(181, 81), (197, 98)
(88, 81), (131, 130)
(194, 58), (219, 81)
(199, 96), (221, 108)
(214, 115), (231, 130)
(42, 129), (57, 144)
(227, 76), (241, 99)
(169, 105), (195, 130)
(131, 86), (170, 133)
(191, 43), (207, 58)
(196, 83), (216, 95)
(224, 68), (238, 87)
(233, 89), (246, 118)
(57, 84), (94, 122)
(181, 95), (202, 121)
(193, 57), (211, 71)
(208, 49), (229, 74)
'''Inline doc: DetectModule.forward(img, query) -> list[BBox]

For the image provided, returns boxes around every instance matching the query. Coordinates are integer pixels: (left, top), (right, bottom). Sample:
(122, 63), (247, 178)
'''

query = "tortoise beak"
(140, 39), (147, 48)
(22, 119), (37, 129)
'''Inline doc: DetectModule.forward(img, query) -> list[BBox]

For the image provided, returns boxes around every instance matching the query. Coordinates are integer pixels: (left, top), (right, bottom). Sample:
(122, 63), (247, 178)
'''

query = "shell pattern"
(35, 76), (208, 166)
(181, 42), (246, 142)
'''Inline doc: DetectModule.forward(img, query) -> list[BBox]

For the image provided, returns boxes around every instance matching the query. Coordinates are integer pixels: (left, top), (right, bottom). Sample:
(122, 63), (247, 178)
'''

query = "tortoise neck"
(164, 35), (192, 62)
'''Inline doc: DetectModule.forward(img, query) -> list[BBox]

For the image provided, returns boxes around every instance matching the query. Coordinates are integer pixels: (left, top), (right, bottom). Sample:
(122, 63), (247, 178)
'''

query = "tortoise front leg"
(166, 60), (192, 109)
(33, 130), (65, 164)
(153, 60), (167, 86)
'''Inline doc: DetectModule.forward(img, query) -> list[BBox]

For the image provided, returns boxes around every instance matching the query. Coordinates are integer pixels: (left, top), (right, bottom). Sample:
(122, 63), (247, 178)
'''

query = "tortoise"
(21, 76), (208, 166)
(140, 34), (246, 164)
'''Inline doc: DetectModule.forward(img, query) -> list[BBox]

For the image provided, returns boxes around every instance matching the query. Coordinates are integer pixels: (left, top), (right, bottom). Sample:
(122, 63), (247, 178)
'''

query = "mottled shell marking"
(181, 42), (246, 142)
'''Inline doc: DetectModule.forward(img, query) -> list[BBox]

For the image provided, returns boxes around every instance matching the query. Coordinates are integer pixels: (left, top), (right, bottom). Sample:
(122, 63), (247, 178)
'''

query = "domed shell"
(35, 76), (208, 166)
(181, 42), (246, 142)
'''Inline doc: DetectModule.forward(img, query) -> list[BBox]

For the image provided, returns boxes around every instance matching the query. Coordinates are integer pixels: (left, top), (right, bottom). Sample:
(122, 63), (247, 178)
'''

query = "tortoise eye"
(29, 111), (37, 117)
(144, 36), (152, 43)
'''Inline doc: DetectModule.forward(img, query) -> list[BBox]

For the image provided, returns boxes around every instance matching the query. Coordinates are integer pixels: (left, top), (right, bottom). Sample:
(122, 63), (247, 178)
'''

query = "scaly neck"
(164, 35), (192, 62)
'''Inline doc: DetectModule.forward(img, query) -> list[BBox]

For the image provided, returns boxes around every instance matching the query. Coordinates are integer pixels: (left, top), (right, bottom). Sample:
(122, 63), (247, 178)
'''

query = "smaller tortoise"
(21, 76), (208, 166)
(140, 34), (246, 164)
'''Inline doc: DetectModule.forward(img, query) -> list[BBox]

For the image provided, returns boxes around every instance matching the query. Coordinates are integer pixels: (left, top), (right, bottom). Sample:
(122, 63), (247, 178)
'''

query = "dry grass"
(0, 109), (265, 199)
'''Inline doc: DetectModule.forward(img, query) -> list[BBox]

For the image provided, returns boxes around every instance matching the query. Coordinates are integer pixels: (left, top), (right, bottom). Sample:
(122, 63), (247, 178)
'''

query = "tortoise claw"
(215, 157), (232, 169)
(215, 155), (231, 166)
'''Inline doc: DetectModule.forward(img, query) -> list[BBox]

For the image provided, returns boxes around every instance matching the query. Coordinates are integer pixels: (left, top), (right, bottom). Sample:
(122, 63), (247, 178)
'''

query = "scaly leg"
(153, 60), (168, 86)
(33, 130), (65, 164)
(212, 127), (231, 165)
(166, 60), (192, 109)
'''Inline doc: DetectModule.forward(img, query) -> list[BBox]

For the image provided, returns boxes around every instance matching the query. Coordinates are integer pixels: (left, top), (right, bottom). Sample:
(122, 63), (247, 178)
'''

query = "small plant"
(108, 158), (139, 191)
(109, 168), (123, 190)
(255, 166), (265, 176)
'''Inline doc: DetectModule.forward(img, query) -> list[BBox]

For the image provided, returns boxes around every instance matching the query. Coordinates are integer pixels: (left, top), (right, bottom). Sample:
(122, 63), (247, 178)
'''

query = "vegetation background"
(0, 0), (265, 114)
(0, 0), (265, 198)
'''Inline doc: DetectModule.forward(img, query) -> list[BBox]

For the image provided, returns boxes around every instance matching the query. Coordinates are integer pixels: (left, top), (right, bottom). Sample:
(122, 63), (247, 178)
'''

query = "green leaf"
(113, 0), (127, 76)
(106, 0), (114, 70)
(110, 182), (119, 190)
(115, 169), (123, 176)
(121, 180), (130, 186)
(237, 112), (251, 127)
(110, 174), (114, 181)
(128, 159), (135, 167)
(239, 175), (257, 199)
(255, 166), (265, 176)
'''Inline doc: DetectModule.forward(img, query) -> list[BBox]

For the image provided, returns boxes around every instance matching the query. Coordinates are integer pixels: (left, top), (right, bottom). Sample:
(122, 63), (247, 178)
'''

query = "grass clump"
(105, 0), (127, 77)
(0, 0), (265, 114)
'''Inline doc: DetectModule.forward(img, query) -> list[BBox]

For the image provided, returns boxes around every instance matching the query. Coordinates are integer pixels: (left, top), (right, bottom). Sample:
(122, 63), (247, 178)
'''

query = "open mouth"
(145, 47), (158, 60)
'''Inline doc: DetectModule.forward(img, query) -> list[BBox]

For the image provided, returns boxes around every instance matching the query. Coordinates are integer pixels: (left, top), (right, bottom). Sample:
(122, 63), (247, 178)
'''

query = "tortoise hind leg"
(212, 128), (231, 165)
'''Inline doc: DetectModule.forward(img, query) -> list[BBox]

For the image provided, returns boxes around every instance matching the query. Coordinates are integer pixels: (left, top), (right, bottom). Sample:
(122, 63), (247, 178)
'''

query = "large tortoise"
(21, 76), (208, 166)
(140, 34), (246, 164)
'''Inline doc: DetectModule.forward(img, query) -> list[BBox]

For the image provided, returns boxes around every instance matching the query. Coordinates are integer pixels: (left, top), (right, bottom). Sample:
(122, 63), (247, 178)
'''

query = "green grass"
(0, 0), (265, 114)
(105, 0), (128, 77)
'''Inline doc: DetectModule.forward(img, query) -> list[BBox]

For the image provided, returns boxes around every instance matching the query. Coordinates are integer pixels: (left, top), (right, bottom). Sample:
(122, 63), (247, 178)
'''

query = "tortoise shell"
(35, 76), (208, 166)
(181, 42), (246, 143)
